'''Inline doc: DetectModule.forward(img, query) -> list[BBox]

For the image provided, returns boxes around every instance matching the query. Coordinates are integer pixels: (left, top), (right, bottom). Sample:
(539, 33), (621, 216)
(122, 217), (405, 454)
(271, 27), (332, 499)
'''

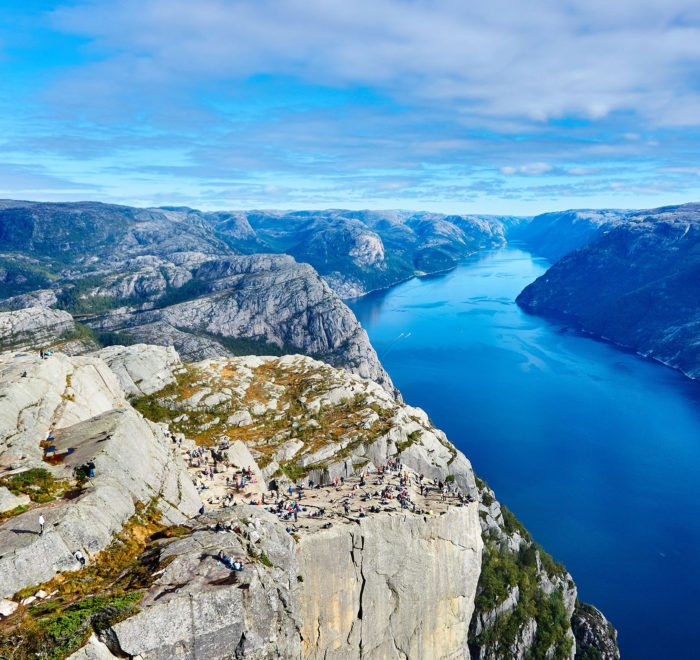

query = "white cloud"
(49, 0), (700, 127)
(501, 162), (553, 176)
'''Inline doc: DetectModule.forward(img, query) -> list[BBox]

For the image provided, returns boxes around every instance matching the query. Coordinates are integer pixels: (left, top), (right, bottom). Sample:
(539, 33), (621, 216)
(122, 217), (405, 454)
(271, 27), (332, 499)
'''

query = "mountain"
(506, 209), (627, 262)
(0, 201), (394, 393)
(0, 344), (617, 658)
(0, 201), (516, 303)
(517, 202), (700, 378)
(208, 209), (514, 298)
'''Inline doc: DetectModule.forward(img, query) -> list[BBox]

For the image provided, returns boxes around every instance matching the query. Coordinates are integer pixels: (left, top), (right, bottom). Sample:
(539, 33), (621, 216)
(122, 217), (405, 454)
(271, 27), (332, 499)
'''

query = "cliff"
(517, 202), (700, 379)
(84, 255), (394, 393)
(0, 346), (617, 659)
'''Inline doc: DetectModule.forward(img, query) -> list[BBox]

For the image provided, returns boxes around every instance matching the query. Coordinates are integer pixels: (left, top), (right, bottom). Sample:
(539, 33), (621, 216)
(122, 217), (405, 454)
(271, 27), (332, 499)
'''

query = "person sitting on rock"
(74, 550), (86, 566)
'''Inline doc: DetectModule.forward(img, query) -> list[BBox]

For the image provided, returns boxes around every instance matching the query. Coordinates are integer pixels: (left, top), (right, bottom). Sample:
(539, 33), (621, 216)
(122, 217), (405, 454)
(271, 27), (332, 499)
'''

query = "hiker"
(74, 550), (86, 566)
(38, 514), (45, 535)
(86, 461), (95, 478)
(218, 550), (234, 569)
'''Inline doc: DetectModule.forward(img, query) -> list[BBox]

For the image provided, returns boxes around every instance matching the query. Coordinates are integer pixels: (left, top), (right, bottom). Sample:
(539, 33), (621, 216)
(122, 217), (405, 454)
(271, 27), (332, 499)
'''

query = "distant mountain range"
(3, 198), (700, 384)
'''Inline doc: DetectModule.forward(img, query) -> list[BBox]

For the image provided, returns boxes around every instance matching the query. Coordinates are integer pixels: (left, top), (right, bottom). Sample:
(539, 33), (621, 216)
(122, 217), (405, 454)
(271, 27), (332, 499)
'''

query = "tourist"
(74, 550), (86, 566)
(38, 514), (45, 535)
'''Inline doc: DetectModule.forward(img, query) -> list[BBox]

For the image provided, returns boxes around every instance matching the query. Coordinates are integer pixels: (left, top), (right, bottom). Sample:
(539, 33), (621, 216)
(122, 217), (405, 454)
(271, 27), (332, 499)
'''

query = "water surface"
(349, 246), (700, 659)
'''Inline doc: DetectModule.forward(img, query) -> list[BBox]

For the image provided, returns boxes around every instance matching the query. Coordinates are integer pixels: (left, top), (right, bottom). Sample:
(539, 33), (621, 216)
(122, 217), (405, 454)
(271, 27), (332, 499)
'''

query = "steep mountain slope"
(0, 201), (515, 303)
(517, 203), (700, 378)
(507, 209), (627, 262)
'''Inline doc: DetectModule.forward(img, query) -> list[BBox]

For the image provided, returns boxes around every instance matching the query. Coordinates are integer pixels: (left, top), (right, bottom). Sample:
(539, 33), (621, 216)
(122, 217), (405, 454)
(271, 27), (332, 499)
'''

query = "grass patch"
(396, 429), (421, 454)
(0, 504), (29, 524)
(0, 469), (69, 504)
(0, 502), (192, 660)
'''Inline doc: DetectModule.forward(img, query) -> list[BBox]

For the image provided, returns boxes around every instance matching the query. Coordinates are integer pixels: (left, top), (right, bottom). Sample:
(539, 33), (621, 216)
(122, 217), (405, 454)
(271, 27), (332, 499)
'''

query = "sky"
(1, 0), (700, 215)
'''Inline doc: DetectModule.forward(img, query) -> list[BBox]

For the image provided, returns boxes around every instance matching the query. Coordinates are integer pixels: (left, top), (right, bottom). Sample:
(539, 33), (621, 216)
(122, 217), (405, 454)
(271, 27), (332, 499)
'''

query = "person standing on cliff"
(38, 514), (45, 535)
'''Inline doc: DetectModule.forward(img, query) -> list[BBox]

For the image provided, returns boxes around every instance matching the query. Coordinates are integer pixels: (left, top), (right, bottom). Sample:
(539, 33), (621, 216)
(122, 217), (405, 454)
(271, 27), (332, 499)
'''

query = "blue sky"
(2, 0), (700, 214)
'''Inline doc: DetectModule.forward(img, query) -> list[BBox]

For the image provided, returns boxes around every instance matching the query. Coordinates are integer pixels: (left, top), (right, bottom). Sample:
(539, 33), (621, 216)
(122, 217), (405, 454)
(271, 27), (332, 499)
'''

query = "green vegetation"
(0, 502), (190, 660)
(154, 278), (211, 308)
(57, 322), (99, 346)
(471, 539), (572, 659)
(0, 504), (29, 524)
(0, 256), (60, 296)
(94, 330), (138, 348)
(0, 468), (69, 504)
(277, 461), (316, 482)
(54, 275), (119, 315)
(396, 429), (421, 454)
(501, 505), (532, 543)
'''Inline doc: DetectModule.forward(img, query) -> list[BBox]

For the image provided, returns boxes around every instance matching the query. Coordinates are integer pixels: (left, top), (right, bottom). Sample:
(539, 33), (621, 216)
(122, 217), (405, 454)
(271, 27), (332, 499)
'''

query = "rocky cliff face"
(209, 209), (512, 298)
(0, 345), (618, 659)
(0, 202), (396, 393)
(0, 348), (201, 599)
(517, 202), (700, 379)
(0, 307), (75, 352)
(0, 201), (512, 304)
(83, 254), (394, 393)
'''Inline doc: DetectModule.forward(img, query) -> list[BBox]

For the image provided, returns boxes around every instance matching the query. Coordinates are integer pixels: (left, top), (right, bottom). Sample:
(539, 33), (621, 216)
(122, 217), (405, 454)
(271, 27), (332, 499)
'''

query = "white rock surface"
(0, 351), (201, 598)
(0, 486), (30, 513)
(96, 344), (181, 396)
(0, 306), (74, 350)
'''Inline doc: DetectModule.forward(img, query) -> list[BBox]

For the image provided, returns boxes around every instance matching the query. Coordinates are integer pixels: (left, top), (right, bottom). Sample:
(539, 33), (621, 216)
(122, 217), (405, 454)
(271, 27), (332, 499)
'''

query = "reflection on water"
(349, 247), (700, 659)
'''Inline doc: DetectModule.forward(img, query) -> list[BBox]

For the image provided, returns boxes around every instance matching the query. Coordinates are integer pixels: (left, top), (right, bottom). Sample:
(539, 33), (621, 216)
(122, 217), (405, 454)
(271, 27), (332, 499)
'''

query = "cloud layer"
(1, 0), (699, 212)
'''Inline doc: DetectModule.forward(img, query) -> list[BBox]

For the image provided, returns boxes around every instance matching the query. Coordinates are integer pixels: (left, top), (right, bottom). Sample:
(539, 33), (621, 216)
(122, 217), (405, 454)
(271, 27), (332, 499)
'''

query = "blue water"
(348, 246), (700, 659)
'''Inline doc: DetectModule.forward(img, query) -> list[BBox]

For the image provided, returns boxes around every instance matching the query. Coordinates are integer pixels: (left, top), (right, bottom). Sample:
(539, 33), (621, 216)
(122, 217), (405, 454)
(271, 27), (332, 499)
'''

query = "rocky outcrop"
(517, 202), (700, 379)
(0, 307), (74, 351)
(96, 344), (182, 396)
(571, 602), (620, 659)
(87, 256), (395, 393)
(0, 486), (29, 513)
(0, 345), (616, 659)
(470, 479), (580, 659)
(0, 351), (200, 598)
(119, 352), (614, 659)
(89, 503), (481, 660)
